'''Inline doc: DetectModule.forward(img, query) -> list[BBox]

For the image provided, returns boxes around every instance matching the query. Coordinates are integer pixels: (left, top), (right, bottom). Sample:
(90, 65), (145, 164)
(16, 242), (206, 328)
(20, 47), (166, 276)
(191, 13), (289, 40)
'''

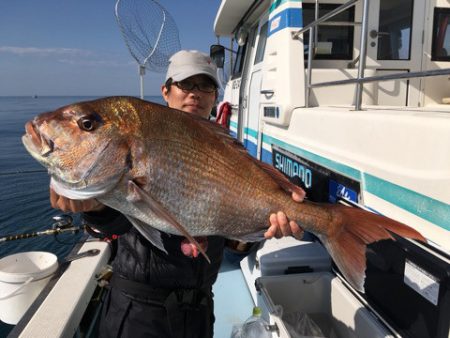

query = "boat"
(3, 0), (450, 337)
(210, 0), (450, 337)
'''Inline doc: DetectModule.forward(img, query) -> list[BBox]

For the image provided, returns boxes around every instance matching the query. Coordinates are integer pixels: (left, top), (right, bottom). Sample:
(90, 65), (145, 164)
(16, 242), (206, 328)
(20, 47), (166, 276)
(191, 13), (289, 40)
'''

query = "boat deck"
(213, 257), (255, 337)
(6, 240), (255, 338)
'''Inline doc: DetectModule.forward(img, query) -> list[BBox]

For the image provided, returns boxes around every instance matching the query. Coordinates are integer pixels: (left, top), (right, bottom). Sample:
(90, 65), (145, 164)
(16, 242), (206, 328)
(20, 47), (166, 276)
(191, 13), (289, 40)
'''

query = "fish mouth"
(24, 121), (54, 157)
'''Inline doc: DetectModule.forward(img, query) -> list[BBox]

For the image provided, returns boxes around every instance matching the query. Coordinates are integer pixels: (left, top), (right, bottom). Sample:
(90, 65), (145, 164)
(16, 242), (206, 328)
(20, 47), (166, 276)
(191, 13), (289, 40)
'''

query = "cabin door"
(241, 19), (268, 159)
(366, 0), (426, 106)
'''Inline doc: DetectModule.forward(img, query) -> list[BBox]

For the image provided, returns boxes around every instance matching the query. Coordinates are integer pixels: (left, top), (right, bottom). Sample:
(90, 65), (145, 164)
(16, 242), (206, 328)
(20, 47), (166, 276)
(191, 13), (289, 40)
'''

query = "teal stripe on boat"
(262, 134), (361, 180)
(262, 134), (450, 230)
(365, 174), (450, 231)
(228, 124), (258, 139)
(244, 127), (258, 139)
(269, 0), (302, 13)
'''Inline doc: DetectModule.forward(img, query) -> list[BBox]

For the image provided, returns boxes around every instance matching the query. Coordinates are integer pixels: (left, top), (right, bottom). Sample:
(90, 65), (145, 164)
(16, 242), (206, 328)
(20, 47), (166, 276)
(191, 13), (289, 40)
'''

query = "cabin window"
(302, 3), (355, 60)
(254, 21), (268, 64)
(232, 44), (247, 78)
(432, 8), (450, 61)
(376, 0), (413, 60)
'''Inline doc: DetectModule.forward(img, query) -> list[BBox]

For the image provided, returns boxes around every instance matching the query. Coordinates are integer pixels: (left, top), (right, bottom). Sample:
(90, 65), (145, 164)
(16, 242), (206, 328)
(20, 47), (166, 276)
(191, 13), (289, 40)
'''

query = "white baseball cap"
(166, 50), (219, 86)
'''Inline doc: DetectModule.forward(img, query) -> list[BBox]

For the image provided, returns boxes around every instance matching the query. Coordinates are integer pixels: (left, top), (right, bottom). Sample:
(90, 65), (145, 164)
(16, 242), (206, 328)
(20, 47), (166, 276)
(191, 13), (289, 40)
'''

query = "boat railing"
(291, 0), (450, 110)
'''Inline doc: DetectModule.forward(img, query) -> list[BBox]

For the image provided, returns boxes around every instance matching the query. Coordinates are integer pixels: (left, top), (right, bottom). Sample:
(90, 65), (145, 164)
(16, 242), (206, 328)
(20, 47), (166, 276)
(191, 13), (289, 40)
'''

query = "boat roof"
(214, 0), (254, 36)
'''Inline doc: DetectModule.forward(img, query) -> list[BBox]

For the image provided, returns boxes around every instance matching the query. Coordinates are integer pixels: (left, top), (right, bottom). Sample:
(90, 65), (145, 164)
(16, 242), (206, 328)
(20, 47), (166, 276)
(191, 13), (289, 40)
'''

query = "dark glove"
(82, 207), (132, 238)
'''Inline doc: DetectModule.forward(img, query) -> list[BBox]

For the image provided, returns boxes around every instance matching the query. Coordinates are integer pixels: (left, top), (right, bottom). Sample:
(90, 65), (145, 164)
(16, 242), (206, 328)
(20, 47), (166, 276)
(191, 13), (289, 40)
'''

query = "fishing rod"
(0, 215), (85, 243)
(0, 169), (47, 176)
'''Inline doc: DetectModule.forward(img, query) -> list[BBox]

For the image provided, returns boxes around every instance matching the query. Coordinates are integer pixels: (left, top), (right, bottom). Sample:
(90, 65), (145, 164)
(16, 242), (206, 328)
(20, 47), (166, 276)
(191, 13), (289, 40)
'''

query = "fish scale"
(146, 139), (273, 236)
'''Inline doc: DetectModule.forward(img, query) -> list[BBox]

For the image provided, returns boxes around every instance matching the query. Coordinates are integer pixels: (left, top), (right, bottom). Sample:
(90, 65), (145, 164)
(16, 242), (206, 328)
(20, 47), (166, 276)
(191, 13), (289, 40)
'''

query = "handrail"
(309, 68), (450, 88)
(299, 0), (361, 108)
(318, 21), (361, 26)
(292, 0), (358, 39)
(292, 0), (450, 110)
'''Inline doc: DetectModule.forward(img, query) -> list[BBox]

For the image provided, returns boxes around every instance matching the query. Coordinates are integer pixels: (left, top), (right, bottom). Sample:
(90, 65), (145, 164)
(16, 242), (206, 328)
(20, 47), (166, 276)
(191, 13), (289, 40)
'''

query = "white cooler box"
(257, 237), (331, 276)
(255, 272), (393, 338)
(241, 237), (332, 304)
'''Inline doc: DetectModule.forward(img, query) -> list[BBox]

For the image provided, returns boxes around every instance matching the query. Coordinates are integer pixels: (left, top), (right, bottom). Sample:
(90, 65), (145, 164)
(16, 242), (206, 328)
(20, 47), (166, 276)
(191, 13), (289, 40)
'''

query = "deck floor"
(213, 257), (255, 337)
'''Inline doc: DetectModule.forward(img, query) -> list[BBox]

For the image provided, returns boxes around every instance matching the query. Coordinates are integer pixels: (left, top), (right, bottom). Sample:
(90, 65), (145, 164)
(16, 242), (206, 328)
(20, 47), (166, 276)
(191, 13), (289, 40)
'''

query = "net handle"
(143, 1), (166, 65)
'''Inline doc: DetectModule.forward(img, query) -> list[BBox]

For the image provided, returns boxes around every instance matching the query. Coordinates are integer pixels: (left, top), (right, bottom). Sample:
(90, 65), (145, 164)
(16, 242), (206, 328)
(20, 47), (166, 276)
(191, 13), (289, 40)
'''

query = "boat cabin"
(212, 0), (450, 337)
(213, 0), (450, 249)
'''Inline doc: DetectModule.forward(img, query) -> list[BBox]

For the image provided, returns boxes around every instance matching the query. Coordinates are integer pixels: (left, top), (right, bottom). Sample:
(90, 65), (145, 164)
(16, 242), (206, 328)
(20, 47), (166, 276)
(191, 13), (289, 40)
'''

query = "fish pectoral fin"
(126, 215), (167, 254)
(133, 176), (149, 189)
(127, 180), (211, 263)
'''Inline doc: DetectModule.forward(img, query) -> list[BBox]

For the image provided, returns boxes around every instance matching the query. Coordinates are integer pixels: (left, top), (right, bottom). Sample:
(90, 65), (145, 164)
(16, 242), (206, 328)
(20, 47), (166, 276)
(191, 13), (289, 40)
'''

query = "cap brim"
(170, 70), (219, 87)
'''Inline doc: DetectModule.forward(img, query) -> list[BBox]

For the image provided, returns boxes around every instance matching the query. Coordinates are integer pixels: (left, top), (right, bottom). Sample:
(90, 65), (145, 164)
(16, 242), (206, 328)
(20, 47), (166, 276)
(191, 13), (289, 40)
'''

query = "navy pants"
(98, 283), (214, 338)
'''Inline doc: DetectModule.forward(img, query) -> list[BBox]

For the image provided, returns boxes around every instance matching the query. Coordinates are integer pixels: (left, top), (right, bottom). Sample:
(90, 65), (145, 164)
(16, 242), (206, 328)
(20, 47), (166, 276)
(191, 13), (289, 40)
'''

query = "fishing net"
(115, 0), (181, 73)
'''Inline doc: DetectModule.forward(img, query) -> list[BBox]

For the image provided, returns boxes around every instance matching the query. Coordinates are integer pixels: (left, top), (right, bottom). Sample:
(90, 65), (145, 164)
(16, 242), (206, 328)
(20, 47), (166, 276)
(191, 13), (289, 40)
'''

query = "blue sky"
(0, 0), (225, 96)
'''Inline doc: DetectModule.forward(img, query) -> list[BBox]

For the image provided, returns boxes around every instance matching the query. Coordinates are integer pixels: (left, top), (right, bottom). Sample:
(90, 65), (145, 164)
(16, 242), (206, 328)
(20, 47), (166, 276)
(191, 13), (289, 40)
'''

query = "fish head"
(22, 96), (141, 199)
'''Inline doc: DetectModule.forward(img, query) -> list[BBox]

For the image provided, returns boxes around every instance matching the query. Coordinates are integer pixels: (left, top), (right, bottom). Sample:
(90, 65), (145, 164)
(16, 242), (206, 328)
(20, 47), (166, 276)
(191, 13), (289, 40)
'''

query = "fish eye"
(77, 114), (101, 132)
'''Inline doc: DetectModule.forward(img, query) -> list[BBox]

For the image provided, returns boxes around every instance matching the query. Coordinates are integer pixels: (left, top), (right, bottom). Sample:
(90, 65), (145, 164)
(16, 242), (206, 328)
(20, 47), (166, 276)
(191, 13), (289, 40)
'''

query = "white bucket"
(0, 251), (58, 324)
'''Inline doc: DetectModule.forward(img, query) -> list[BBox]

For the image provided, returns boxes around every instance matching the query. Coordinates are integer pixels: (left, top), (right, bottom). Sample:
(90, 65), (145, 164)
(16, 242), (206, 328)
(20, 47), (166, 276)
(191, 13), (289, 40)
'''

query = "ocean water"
(0, 95), (163, 336)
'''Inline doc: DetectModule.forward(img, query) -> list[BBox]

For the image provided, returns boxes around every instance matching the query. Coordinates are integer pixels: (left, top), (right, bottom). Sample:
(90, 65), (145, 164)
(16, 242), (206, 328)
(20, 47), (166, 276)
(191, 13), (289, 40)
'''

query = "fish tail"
(318, 205), (426, 292)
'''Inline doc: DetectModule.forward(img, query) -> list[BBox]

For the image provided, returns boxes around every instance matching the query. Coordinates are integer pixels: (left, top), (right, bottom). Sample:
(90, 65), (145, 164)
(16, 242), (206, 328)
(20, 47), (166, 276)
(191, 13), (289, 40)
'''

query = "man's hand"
(181, 237), (208, 258)
(264, 191), (305, 240)
(50, 187), (105, 213)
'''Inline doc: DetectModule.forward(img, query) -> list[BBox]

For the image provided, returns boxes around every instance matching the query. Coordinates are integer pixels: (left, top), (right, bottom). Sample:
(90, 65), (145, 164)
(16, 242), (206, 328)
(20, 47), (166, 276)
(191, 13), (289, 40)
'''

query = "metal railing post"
(315, 0), (319, 46)
(306, 26), (315, 108)
(355, 0), (370, 110)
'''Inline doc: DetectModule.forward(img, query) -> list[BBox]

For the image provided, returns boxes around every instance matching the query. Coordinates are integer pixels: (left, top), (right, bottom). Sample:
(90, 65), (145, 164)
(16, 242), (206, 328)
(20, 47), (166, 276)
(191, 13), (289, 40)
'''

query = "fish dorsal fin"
(127, 180), (211, 263)
(186, 113), (252, 155)
(189, 115), (305, 196)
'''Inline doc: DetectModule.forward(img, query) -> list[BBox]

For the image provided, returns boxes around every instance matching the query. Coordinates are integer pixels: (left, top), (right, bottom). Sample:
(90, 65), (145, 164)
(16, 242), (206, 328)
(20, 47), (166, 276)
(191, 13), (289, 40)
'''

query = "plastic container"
(240, 237), (332, 304)
(256, 272), (393, 338)
(257, 237), (331, 276)
(0, 251), (58, 324)
(231, 306), (272, 338)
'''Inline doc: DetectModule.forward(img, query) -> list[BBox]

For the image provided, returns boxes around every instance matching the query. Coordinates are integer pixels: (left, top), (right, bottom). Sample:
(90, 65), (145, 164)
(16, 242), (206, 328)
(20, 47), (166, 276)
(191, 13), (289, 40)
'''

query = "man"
(50, 50), (304, 337)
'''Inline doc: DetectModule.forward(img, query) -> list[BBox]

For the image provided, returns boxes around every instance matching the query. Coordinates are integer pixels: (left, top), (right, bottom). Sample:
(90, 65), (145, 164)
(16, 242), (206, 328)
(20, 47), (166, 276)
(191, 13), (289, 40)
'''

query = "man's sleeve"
(82, 207), (132, 237)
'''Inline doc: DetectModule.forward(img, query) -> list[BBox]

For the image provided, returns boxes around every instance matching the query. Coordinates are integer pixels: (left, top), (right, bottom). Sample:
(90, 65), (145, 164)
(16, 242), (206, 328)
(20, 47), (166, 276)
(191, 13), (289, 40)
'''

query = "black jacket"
(83, 207), (225, 289)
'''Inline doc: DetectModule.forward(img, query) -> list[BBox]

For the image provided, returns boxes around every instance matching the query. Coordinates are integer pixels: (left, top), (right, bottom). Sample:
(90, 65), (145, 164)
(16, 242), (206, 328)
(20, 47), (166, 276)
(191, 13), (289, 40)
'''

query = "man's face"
(162, 74), (217, 118)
